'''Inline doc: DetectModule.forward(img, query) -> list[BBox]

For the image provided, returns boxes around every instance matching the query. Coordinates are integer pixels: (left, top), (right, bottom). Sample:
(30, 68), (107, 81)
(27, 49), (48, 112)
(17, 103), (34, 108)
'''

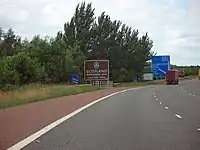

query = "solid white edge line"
(175, 114), (182, 119)
(7, 85), (155, 150)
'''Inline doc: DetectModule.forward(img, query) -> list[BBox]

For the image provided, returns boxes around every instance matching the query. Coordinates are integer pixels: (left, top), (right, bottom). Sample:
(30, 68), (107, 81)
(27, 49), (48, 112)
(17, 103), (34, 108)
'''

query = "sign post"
(84, 60), (109, 87)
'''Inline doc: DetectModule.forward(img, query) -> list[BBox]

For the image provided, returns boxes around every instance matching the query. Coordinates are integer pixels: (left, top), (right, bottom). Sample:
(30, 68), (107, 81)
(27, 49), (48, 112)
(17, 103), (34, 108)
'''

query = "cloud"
(0, 0), (199, 65)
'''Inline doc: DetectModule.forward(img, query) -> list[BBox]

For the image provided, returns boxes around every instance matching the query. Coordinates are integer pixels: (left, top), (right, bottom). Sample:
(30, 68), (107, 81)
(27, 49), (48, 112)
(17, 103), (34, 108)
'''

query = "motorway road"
(22, 79), (200, 150)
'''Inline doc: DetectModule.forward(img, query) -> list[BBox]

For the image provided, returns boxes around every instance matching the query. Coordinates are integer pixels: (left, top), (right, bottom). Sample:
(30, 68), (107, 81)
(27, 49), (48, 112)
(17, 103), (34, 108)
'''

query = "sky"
(0, 0), (199, 66)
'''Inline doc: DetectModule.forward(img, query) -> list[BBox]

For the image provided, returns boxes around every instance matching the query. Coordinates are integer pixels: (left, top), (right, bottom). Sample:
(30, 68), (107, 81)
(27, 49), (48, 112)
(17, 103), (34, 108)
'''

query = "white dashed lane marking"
(175, 114), (182, 119)
(165, 106), (169, 110)
(156, 98), (159, 101)
(181, 87), (197, 97)
(154, 95), (156, 98)
(160, 102), (162, 104)
(198, 129), (200, 131)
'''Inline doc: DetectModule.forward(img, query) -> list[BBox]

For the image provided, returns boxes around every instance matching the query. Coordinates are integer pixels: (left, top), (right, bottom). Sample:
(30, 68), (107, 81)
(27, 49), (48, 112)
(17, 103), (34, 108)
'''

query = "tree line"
(171, 65), (199, 76)
(0, 2), (154, 90)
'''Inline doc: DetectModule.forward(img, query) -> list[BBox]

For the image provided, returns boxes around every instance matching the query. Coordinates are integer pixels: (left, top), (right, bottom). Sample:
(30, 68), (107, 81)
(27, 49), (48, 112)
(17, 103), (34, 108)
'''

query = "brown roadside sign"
(84, 60), (109, 81)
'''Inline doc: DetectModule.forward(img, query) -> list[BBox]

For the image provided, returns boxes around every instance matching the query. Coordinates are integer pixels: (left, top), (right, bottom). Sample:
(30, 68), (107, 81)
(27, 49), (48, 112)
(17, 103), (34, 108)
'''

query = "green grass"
(0, 80), (165, 109)
(0, 76), (195, 109)
(0, 84), (100, 109)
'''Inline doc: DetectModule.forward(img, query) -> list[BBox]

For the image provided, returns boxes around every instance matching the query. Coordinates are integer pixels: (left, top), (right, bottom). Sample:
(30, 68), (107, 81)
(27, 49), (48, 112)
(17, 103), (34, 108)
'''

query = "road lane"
(181, 79), (200, 97)
(155, 79), (200, 129)
(22, 85), (200, 150)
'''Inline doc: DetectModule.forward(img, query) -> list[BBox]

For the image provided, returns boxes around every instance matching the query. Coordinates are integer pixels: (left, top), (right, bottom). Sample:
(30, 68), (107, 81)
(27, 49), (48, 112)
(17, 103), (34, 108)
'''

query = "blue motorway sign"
(72, 73), (79, 84)
(151, 55), (170, 77)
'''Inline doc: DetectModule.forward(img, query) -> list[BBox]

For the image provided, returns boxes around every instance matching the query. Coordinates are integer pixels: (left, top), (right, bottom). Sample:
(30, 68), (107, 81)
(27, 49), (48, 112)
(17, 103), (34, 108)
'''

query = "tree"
(0, 28), (21, 57)
(0, 27), (3, 43)
(45, 32), (68, 82)
(0, 2), (154, 90)
(63, 2), (96, 56)
(63, 42), (86, 82)
(133, 33), (153, 75)
(0, 52), (44, 89)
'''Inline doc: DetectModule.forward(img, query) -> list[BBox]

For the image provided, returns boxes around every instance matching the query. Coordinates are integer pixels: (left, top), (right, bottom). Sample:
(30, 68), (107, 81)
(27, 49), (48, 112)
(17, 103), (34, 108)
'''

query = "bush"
(184, 68), (195, 76)
(0, 56), (20, 88)
(12, 52), (44, 84)
(0, 52), (44, 90)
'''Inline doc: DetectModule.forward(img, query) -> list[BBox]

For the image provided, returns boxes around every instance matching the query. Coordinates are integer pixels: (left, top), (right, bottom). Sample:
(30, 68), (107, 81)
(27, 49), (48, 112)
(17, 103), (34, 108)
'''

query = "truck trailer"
(166, 70), (179, 85)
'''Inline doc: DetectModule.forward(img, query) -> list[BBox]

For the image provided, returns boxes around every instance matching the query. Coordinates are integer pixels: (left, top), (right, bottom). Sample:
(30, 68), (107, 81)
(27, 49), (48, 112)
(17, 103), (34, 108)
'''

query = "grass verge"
(118, 76), (197, 87)
(0, 84), (100, 109)
(0, 76), (196, 109)
(118, 79), (165, 87)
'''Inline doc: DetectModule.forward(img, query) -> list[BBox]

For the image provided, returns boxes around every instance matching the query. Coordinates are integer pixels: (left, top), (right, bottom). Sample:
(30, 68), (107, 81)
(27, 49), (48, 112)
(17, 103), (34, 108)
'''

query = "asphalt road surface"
(22, 79), (200, 150)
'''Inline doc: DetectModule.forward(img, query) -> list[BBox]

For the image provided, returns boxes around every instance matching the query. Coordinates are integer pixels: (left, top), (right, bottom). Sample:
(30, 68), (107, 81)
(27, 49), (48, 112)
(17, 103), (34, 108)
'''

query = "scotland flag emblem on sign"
(151, 55), (170, 77)
(93, 61), (99, 70)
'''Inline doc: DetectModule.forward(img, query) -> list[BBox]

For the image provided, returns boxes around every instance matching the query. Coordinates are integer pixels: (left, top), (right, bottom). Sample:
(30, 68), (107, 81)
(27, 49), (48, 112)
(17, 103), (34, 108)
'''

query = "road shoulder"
(0, 87), (127, 150)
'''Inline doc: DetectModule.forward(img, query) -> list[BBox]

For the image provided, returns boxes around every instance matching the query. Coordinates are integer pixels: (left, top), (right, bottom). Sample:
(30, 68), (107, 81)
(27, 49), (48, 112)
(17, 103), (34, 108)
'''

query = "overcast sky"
(0, 0), (199, 65)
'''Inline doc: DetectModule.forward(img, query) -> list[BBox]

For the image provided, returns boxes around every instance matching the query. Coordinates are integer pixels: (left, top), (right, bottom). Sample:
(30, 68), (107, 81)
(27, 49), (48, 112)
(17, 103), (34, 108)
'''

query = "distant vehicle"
(166, 70), (179, 85)
(142, 73), (153, 81)
(198, 69), (200, 79)
(178, 68), (185, 77)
